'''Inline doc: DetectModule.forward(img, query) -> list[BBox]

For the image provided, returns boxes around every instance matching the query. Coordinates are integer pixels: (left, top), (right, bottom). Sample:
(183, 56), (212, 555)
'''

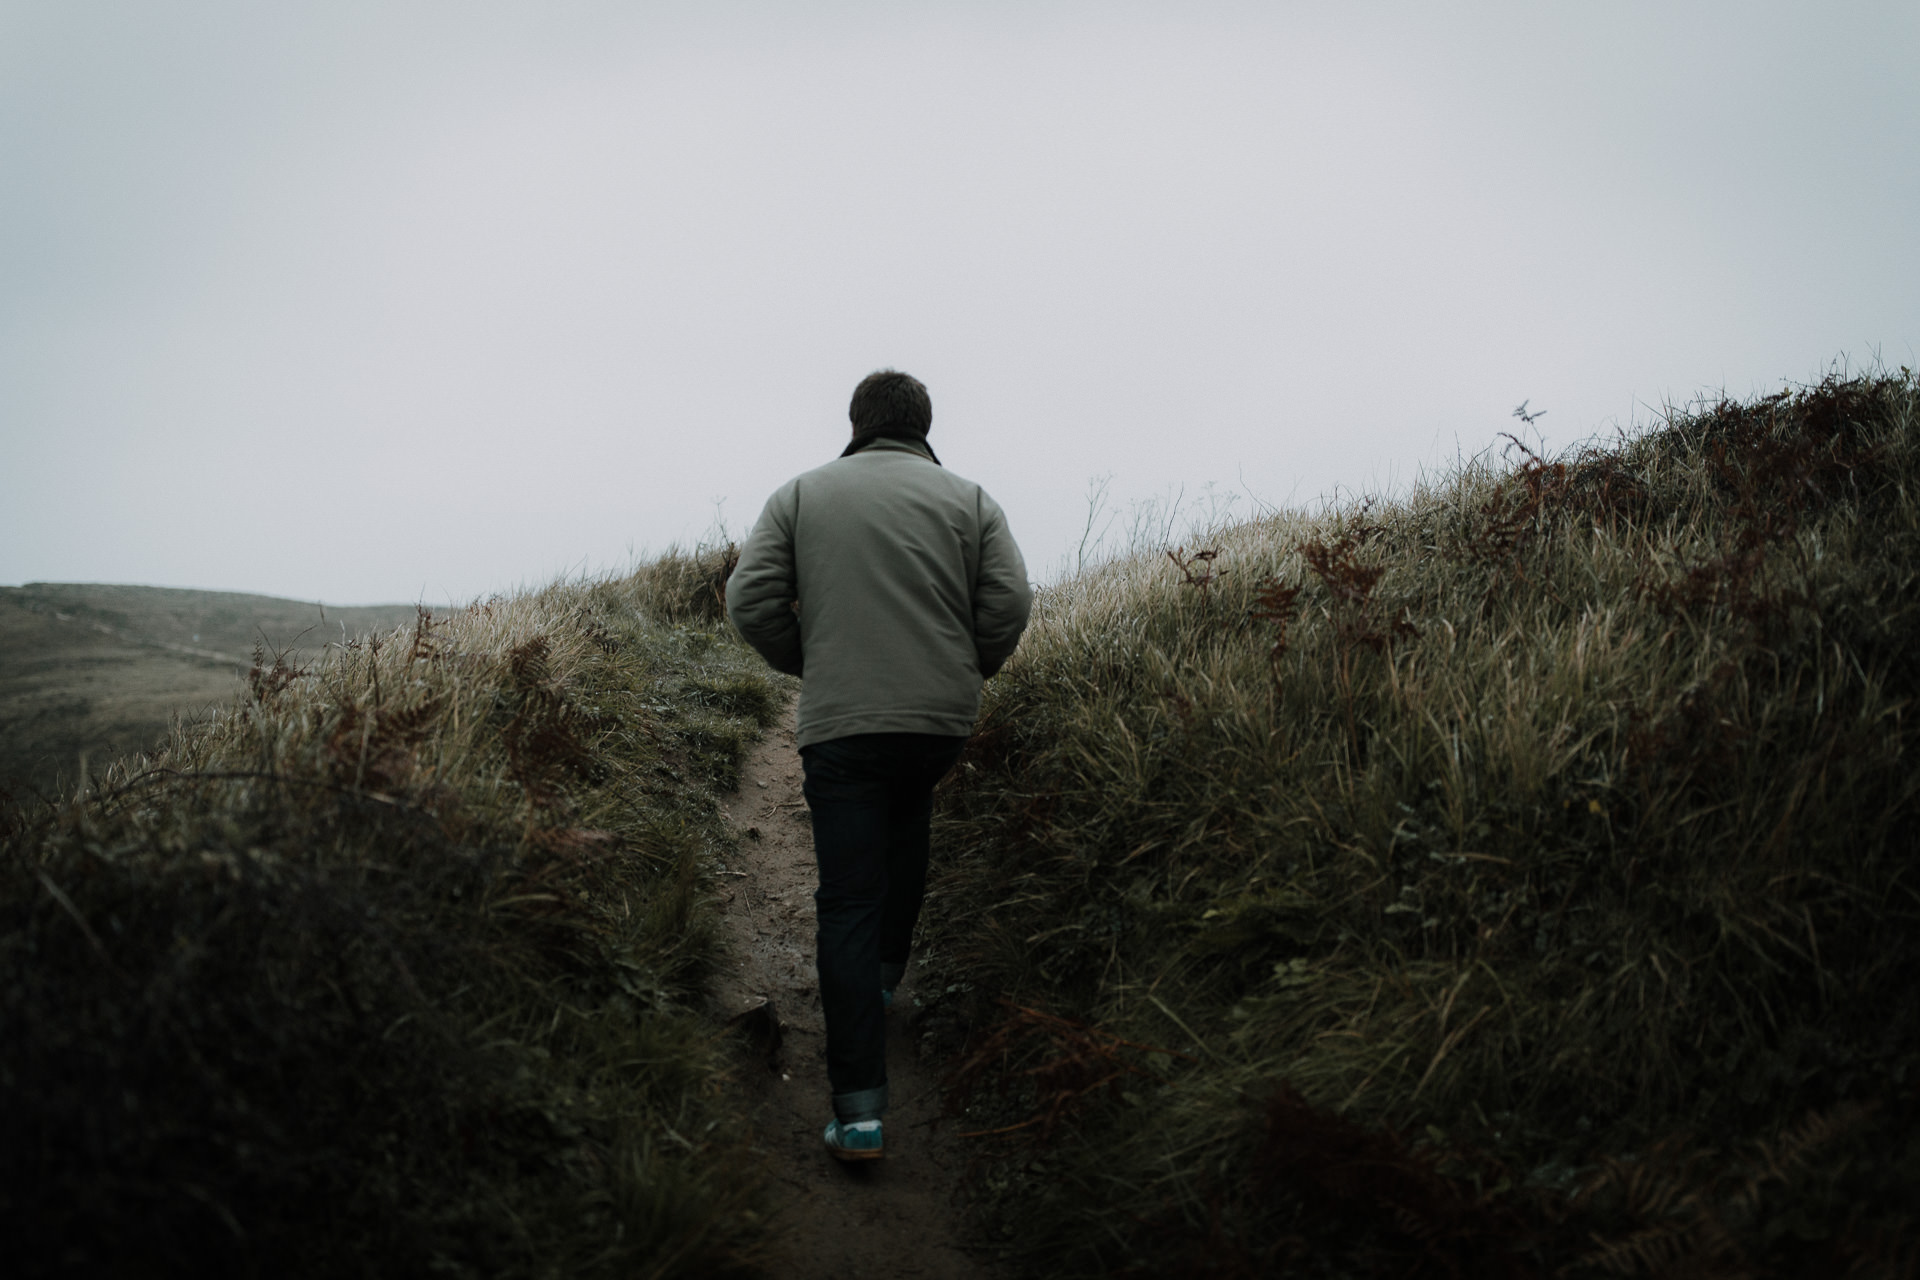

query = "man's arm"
(972, 494), (1033, 678)
(726, 486), (804, 676)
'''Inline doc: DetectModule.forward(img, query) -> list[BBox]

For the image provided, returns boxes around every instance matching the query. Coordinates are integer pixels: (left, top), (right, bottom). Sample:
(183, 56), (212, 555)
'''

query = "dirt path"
(710, 702), (991, 1280)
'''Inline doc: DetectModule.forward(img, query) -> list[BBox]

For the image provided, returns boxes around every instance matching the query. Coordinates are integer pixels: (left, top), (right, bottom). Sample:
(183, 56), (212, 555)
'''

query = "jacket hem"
(796, 710), (978, 749)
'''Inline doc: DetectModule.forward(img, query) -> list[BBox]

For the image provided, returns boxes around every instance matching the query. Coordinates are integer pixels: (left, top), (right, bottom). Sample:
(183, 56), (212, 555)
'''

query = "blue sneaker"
(824, 1117), (884, 1162)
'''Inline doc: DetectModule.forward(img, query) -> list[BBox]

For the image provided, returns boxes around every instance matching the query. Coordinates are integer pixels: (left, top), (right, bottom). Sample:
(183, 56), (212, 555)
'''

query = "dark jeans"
(800, 731), (968, 1123)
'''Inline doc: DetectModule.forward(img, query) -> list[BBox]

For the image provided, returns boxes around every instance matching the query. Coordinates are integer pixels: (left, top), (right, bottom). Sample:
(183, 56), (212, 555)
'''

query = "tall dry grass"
(927, 372), (1920, 1277)
(0, 545), (785, 1277)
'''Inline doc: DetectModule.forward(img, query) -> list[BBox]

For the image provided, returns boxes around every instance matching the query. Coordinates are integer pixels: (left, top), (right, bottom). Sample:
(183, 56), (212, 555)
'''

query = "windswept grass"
(0, 545), (785, 1277)
(929, 372), (1920, 1276)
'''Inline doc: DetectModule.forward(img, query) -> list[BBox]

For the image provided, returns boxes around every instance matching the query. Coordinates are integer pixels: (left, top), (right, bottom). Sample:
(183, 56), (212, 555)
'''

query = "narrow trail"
(710, 702), (992, 1280)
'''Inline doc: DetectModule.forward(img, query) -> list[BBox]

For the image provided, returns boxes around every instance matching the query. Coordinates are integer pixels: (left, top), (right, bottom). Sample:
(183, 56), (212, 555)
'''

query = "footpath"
(710, 702), (991, 1280)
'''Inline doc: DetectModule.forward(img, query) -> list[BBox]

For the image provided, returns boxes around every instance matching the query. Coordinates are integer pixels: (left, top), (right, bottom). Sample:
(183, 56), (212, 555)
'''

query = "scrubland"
(7, 371), (1914, 1279)
(929, 372), (1920, 1277)
(0, 553), (783, 1276)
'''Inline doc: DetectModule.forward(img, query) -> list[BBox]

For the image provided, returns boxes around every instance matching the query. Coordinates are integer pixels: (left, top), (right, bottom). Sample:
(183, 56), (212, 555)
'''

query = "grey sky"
(3, 1), (1915, 604)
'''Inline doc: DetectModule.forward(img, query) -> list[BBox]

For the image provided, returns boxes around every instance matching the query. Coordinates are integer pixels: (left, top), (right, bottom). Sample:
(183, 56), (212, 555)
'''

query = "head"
(848, 369), (932, 439)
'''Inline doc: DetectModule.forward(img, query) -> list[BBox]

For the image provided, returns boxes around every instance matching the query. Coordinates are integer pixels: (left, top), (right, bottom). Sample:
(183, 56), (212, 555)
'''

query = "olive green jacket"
(725, 436), (1032, 748)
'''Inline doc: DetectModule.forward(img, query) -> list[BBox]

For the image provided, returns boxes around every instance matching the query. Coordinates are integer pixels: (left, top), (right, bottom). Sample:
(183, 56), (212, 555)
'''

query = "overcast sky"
(3, 1), (1915, 605)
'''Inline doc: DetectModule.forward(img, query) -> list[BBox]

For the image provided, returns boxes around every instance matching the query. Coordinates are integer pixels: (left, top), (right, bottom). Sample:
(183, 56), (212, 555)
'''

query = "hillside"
(0, 554), (785, 1276)
(5, 372), (1914, 1277)
(924, 371), (1919, 1276)
(0, 584), (420, 798)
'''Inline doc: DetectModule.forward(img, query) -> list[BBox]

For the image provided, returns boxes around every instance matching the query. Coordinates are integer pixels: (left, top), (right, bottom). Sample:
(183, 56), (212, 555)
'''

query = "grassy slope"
(0, 585), (422, 798)
(0, 552), (785, 1277)
(928, 373), (1920, 1276)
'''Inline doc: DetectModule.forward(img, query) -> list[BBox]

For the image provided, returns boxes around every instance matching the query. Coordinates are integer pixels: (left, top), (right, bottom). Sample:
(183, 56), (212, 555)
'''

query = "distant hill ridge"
(2, 582), (422, 665)
(0, 583), (422, 797)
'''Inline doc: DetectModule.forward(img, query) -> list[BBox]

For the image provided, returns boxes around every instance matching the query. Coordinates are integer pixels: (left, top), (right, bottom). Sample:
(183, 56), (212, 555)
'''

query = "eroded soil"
(711, 703), (991, 1280)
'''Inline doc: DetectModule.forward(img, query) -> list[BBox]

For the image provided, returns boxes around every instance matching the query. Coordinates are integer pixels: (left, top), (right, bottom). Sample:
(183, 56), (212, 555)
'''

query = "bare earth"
(713, 703), (991, 1280)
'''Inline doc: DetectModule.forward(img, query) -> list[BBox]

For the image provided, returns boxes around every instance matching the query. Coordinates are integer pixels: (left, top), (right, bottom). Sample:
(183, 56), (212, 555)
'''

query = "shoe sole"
(827, 1144), (885, 1163)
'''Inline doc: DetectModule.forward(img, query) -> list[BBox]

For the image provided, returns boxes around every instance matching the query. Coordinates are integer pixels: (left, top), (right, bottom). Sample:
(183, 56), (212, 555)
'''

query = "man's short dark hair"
(849, 370), (932, 438)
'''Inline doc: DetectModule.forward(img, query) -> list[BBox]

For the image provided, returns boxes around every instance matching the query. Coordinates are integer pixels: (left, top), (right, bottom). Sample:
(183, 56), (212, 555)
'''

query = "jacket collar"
(840, 432), (941, 466)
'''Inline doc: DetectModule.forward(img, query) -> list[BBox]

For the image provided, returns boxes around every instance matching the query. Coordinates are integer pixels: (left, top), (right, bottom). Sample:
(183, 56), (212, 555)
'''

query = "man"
(725, 369), (1032, 1162)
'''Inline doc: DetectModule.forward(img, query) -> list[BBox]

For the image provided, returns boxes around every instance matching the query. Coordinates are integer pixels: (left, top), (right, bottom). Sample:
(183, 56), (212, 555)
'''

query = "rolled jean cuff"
(833, 1084), (889, 1124)
(879, 961), (907, 990)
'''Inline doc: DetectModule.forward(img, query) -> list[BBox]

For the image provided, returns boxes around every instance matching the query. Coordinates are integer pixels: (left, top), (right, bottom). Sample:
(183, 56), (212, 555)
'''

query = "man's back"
(726, 435), (1030, 748)
(723, 368), (1030, 1162)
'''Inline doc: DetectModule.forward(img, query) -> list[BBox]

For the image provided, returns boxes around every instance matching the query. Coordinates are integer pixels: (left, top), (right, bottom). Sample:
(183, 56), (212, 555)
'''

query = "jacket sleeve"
(971, 493), (1033, 678)
(726, 485), (804, 676)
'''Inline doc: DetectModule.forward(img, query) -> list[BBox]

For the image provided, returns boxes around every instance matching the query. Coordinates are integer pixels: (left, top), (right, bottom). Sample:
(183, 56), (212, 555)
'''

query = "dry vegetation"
(927, 372), (1920, 1277)
(7, 373), (1914, 1278)
(0, 548), (784, 1277)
